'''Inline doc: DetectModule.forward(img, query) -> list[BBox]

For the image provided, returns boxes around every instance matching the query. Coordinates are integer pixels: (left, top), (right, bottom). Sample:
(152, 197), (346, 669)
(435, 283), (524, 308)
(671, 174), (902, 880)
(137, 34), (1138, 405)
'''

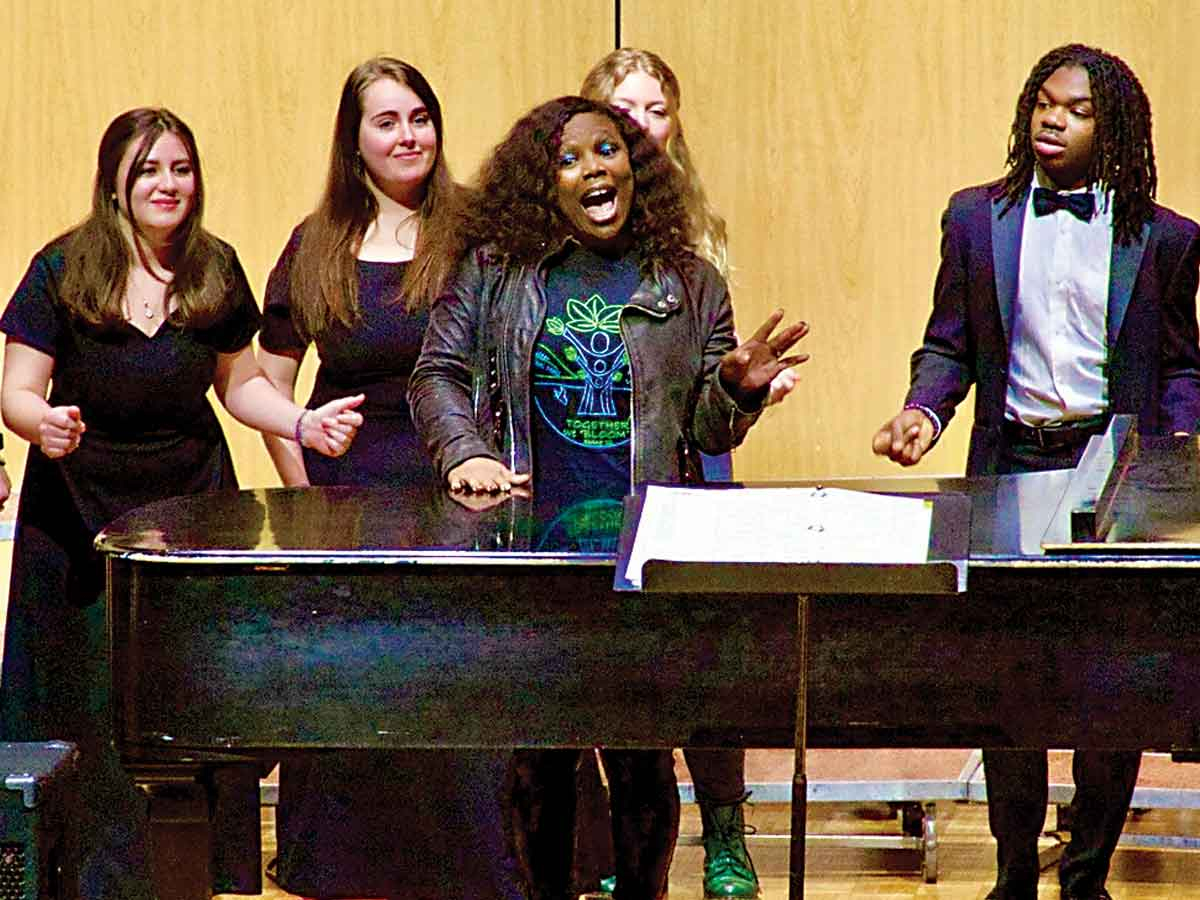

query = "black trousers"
(985, 432), (1141, 896)
(982, 747), (1139, 895)
(683, 748), (746, 805)
(568, 747), (745, 894)
(513, 748), (679, 900)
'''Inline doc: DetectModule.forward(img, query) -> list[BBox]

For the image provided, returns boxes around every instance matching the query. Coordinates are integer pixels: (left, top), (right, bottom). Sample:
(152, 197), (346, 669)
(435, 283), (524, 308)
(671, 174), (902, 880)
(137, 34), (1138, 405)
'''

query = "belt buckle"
(1037, 420), (1090, 451)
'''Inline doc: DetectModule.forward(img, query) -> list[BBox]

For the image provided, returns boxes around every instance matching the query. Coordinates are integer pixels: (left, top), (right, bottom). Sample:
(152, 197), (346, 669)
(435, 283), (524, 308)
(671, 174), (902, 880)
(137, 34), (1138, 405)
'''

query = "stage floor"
(234, 750), (1200, 900)
(222, 799), (1200, 900)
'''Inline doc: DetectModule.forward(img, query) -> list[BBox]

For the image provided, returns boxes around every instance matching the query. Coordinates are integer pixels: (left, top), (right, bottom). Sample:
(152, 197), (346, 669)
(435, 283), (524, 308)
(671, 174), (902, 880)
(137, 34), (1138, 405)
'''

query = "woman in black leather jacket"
(409, 95), (807, 900)
(410, 95), (805, 496)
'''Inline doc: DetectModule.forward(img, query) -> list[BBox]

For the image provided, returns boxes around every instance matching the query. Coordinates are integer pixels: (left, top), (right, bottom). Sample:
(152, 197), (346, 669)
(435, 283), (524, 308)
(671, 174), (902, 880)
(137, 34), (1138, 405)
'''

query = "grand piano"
(98, 421), (1200, 899)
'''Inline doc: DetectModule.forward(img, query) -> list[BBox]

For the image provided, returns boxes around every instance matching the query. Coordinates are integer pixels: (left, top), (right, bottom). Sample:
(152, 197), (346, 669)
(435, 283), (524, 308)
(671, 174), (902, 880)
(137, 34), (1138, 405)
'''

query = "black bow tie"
(1032, 187), (1095, 221)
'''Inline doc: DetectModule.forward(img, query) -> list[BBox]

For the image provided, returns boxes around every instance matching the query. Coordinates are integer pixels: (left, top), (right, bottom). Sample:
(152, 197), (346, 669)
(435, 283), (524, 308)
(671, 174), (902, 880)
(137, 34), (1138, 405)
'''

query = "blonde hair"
(581, 48), (728, 278)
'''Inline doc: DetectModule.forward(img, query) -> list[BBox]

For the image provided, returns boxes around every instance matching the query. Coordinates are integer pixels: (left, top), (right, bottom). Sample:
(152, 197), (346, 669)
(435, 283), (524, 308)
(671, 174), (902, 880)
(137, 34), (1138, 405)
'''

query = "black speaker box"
(0, 742), (77, 900)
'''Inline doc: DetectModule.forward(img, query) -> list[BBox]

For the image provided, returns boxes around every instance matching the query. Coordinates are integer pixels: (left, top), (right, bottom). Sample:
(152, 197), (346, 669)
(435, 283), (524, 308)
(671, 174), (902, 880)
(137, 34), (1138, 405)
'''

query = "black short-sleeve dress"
(0, 235), (262, 899)
(260, 224), (431, 486)
(259, 225), (522, 900)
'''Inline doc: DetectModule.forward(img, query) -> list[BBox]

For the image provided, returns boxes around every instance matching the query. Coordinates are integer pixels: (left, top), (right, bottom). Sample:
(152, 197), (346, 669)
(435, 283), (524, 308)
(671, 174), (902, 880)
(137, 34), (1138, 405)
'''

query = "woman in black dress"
(0, 107), (363, 900)
(257, 57), (523, 900)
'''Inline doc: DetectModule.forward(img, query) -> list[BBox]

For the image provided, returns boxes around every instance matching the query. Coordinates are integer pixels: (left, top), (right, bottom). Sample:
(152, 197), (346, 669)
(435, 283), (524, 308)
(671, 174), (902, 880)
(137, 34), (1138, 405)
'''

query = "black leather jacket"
(409, 241), (762, 489)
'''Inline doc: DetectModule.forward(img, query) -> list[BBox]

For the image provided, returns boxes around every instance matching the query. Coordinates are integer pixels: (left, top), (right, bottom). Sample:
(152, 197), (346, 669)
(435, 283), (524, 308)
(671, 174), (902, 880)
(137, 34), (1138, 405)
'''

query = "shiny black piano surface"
(98, 442), (1200, 760)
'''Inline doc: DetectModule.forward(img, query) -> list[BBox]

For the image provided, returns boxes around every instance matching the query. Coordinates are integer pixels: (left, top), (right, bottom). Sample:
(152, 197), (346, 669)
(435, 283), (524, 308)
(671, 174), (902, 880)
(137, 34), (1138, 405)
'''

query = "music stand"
(616, 484), (969, 900)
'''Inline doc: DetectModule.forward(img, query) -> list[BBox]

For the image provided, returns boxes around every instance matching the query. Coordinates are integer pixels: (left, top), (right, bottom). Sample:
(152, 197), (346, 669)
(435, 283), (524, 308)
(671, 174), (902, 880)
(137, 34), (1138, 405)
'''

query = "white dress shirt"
(1005, 178), (1113, 427)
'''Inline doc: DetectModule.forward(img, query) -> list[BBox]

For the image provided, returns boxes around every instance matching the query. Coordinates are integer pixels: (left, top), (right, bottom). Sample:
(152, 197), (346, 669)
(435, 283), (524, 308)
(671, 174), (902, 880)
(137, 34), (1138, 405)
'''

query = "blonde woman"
(582, 48), (766, 899)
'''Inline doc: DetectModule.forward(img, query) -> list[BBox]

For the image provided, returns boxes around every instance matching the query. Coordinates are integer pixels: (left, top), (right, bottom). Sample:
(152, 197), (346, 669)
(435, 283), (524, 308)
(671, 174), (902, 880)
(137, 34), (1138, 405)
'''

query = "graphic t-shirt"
(531, 244), (640, 505)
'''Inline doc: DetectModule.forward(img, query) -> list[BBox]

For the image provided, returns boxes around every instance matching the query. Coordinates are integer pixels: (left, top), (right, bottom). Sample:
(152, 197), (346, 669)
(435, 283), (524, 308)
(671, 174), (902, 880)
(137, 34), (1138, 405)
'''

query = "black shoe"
(1061, 889), (1113, 900)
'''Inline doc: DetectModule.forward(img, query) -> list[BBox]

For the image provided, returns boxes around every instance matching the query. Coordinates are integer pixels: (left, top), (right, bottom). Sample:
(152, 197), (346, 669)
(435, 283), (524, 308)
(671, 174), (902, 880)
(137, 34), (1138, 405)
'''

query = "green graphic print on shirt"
(532, 291), (631, 450)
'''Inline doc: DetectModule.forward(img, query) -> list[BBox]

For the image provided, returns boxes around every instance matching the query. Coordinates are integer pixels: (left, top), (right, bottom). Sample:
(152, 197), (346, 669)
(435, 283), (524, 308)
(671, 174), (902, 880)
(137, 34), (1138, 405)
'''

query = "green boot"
(699, 798), (760, 898)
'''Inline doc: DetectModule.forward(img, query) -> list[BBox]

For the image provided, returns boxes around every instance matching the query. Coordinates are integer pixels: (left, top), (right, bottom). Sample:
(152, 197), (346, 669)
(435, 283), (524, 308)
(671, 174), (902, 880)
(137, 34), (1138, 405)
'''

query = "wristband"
(903, 402), (942, 442)
(293, 410), (308, 446)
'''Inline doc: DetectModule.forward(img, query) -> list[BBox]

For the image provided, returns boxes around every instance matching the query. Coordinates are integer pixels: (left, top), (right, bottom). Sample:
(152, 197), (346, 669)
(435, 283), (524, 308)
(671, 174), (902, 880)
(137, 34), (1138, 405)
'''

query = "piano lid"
(93, 469), (1075, 567)
(95, 482), (630, 564)
(1045, 429), (1200, 554)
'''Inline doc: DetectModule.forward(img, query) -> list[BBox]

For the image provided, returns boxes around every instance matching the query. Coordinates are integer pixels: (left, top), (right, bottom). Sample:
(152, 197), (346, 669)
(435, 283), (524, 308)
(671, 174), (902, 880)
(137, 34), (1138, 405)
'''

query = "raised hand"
(298, 394), (365, 458)
(719, 310), (809, 409)
(39, 405), (86, 459)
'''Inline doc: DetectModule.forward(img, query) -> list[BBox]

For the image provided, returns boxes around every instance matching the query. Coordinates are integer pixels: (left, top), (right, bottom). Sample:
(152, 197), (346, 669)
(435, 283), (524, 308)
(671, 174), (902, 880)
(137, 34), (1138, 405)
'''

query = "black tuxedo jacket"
(906, 179), (1200, 475)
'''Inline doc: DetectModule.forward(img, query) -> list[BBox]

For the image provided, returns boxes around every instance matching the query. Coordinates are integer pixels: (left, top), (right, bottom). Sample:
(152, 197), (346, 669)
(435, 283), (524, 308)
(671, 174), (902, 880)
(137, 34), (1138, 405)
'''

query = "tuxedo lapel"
(990, 187), (1026, 347)
(1107, 220), (1150, 348)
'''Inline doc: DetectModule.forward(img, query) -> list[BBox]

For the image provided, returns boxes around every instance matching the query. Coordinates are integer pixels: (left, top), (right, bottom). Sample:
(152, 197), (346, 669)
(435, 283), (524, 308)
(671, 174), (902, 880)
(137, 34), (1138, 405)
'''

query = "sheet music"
(625, 486), (933, 588)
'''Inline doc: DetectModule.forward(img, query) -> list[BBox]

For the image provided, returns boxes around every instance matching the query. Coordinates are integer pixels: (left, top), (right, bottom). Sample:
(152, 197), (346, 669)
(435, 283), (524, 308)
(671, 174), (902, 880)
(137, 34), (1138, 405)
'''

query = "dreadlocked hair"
(1001, 43), (1156, 246)
(457, 95), (691, 273)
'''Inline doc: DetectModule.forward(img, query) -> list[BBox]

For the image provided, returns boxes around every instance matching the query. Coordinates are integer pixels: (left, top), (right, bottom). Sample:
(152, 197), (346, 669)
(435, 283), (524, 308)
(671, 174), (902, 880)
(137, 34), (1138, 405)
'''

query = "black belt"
(1002, 415), (1109, 452)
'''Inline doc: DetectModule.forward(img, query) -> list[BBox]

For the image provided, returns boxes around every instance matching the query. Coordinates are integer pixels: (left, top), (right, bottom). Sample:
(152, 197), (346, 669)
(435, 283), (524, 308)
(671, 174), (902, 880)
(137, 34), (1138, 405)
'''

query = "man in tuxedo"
(872, 44), (1200, 900)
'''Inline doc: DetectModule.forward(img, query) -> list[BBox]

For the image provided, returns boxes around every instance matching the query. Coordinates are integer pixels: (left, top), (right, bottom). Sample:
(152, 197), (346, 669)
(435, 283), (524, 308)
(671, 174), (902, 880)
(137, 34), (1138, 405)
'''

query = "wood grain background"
(3, 0), (1199, 488)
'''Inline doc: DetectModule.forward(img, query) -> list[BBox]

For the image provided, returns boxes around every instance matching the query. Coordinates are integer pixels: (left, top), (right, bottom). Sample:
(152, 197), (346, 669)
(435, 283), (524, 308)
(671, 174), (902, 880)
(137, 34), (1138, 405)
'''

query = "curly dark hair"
(457, 95), (691, 270)
(1001, 43), (1155, 245)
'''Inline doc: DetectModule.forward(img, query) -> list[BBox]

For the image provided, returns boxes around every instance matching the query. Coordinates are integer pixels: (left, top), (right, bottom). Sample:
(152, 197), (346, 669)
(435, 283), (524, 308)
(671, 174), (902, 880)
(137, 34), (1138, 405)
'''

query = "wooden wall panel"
(0, 0), (613, 488)
(5, 1), (1199, 491)
(622, 0), (1200, 480)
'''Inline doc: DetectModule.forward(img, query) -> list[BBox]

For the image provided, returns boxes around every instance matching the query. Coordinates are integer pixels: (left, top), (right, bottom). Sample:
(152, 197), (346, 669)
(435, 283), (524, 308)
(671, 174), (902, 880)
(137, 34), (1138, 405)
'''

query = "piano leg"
(137, 771), (212, 900)
(789, 594), (810, 900)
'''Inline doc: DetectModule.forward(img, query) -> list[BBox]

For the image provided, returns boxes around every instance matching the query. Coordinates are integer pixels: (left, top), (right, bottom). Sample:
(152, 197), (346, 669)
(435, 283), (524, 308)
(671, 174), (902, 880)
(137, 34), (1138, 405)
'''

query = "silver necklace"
(130, 265), (168, 320)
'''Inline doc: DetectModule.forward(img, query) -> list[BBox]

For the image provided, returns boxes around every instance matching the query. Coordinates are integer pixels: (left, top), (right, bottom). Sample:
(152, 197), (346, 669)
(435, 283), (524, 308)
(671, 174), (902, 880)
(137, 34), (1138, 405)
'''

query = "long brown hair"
(60, 107), (234, 328)
(289, 57), (460, 340)
(581, 48), (728, 277)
